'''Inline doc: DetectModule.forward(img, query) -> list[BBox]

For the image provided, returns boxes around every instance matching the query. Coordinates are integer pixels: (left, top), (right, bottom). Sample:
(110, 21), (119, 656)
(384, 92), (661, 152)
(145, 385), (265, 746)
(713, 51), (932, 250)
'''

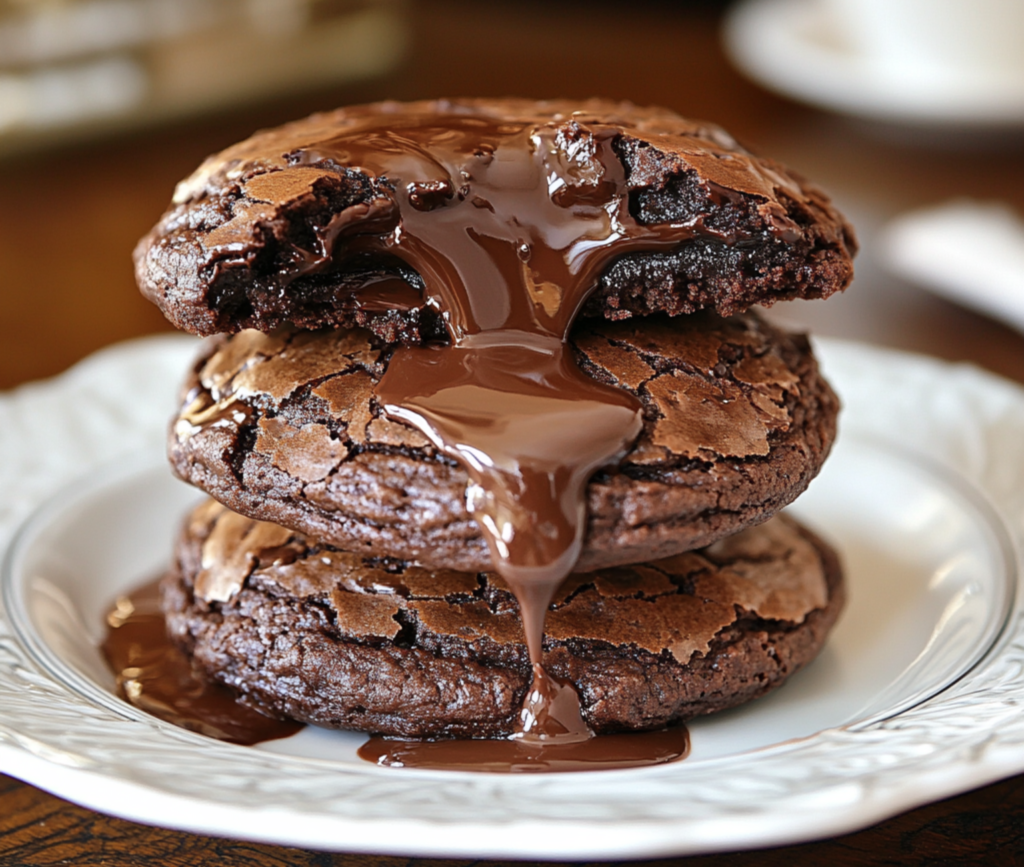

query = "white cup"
(823, 0), (1024, 82)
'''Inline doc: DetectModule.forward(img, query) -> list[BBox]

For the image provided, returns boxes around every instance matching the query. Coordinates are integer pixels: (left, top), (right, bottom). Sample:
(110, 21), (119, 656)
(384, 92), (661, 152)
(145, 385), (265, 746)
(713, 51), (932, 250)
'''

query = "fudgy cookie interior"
(136, 99), (855, 340)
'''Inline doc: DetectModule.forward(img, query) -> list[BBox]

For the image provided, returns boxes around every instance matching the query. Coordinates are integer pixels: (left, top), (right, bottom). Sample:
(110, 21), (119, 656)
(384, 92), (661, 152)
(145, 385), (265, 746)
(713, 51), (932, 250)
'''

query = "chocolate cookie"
(163, 500), (844, 738)
(135, 98), (856, 341)
(170, 310), (838, 573)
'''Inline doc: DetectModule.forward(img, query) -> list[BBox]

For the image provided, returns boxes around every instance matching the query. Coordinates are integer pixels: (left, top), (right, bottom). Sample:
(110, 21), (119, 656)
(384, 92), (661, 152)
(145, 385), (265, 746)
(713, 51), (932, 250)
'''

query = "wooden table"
(2, 1), (1024, 863)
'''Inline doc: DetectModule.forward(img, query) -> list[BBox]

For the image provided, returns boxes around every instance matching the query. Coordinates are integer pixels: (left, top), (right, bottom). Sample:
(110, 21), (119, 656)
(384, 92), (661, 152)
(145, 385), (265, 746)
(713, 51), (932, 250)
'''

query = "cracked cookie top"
(183, 499), (830, 666)
(175, 309), (822, 477)
(136, 98), (856, 341)
(168, 309), (838, 571)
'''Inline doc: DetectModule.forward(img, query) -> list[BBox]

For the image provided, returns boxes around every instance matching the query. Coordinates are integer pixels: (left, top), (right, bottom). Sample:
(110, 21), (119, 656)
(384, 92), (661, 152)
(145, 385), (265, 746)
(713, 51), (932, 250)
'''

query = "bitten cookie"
(135, 98), (856, 341)
(169, 310), (839, 573)
(164, 500), (845, 738)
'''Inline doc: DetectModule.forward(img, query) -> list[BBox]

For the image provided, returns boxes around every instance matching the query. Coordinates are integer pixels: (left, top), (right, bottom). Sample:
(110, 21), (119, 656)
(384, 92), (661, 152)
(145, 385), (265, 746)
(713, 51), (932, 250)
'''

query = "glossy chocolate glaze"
(102, 579), (302, 745)
(358, 725), (690, 773)
(106, 578), (689, 768)
(256, 107), (764, 742)
(145, 103), (837, 766)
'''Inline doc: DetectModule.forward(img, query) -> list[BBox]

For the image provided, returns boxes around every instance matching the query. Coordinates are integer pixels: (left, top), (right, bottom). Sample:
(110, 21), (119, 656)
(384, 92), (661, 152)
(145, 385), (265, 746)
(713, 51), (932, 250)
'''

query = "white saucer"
(2, 335), (1024, 858)
(724, 0), (1024, 126)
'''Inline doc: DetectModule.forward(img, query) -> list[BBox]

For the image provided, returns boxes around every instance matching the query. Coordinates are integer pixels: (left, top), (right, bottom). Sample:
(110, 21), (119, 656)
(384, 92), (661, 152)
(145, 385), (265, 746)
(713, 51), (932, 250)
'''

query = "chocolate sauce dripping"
(102, 579), (303, 746)
(105, 580), (689, 767)
(290, 112), (718, 742)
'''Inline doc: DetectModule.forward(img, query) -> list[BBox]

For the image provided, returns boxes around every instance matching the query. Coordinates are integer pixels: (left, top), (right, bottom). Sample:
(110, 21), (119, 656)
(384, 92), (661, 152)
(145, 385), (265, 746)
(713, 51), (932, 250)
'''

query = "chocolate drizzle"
(514, 664), (592, 744)
(259, 108), (757, 741)
(132, 102), (849, 768)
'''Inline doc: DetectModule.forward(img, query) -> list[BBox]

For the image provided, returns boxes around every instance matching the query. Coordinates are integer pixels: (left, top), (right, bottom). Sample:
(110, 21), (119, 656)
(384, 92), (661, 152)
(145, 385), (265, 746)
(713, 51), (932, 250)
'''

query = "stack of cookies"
(134, 99), (855, 742)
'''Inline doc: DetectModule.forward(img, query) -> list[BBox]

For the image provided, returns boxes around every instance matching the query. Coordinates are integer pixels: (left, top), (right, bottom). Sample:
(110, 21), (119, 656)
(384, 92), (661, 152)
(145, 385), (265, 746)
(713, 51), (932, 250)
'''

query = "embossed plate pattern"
(1, 335), (1024, 858)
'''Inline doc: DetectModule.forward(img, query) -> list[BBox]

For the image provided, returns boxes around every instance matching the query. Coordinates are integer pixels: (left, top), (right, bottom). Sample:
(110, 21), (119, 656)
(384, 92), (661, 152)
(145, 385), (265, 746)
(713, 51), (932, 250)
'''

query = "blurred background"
(0, 0), (1021, 391)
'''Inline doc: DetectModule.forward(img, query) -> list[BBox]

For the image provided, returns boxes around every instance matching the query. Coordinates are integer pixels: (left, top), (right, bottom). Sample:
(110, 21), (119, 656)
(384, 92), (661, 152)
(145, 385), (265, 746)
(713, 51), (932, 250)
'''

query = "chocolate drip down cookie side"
(163, 501), (845, 739)
(169, 310), (839, 573)
(134, 99), (856, 341)
(126, 97), (856, 763)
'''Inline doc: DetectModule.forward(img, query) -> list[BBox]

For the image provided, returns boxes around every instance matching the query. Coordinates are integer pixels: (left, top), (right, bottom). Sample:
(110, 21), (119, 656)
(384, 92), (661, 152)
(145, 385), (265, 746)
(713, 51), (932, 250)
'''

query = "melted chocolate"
(357, 726), (690, 773)
(514, 664), (592, 744)
(150, 105), (812, 767)
(348, 274), (424, 312)
(280, 110), (729, 741)
(104, 578), (690, 769)
(101, 579), (302, 746)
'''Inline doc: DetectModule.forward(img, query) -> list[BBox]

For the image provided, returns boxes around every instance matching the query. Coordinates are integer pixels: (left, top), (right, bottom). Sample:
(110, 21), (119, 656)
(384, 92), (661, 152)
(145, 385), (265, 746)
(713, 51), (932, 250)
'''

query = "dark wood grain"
(2, 1), (1024, 863)
(4, 771), (1024, 865)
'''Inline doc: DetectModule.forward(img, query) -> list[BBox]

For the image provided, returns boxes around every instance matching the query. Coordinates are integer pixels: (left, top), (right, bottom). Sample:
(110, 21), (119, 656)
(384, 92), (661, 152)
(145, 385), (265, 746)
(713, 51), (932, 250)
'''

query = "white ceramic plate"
(724, 0), (1024, 126)
(2, 334), (1024, 858)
